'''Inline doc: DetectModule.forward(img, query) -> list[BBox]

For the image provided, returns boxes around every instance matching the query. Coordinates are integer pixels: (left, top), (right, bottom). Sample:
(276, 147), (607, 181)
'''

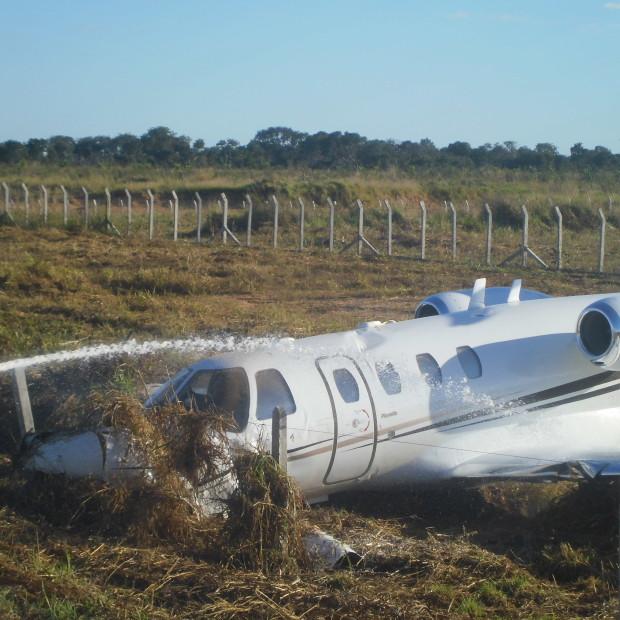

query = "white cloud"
(604, 2), (620, 9)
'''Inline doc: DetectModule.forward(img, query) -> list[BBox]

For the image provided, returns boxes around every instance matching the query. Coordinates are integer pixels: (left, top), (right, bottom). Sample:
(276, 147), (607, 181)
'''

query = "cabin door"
(316, 356), (377, 484)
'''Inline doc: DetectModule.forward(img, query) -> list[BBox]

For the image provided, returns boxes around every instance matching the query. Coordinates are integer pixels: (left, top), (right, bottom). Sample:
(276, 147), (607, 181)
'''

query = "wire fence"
(1, 182), (618, 274)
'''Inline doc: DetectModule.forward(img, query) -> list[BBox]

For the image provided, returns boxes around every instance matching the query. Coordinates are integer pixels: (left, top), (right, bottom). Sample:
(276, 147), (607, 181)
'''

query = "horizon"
(1, 2), (618, 155)
(1, 125), (619, 158)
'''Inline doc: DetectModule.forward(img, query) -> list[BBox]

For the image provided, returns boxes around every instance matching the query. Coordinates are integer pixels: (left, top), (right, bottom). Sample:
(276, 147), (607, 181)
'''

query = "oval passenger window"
(333, 368), (360, 403)
(456, 346), (482, 379)
(416, 353), (442, 388)
(376, 361), (401, 395)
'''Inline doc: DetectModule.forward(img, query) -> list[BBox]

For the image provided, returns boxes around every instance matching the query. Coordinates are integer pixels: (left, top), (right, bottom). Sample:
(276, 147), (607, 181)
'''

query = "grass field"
(1, 222), (620, 618)
(2, 163), (619, 280)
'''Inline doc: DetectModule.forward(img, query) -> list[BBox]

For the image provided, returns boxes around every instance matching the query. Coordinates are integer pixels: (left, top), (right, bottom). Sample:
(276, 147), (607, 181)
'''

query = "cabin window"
(183, 368), (250, 432)
(416, 353), (442, 388)
(375, 361), (401, 395)
(256, 369), (297, 420)
(333, 368), (360, 403)
(456, 346), (482, 379)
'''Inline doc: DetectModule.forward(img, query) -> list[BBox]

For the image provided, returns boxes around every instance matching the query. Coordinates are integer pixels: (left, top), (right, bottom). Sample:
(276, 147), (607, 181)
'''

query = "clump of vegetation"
(6, 392), (311, 578)
(222, 450), (308, 574)
(7, 394), (231, 546)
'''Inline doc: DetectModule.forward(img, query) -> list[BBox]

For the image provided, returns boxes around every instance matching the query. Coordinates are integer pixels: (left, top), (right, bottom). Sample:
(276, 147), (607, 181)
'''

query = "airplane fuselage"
(149, 287), (620, 500)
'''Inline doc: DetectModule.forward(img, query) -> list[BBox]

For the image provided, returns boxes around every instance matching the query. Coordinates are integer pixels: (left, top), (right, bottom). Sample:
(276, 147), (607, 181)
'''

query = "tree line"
(0, 126), (618, 173)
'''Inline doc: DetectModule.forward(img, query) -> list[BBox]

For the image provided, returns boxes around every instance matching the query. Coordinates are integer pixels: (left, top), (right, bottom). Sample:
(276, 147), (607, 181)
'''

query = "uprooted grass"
(8, 395), (219, 545)
(222, 450), (308, 574)
(4, 394), (310, 578)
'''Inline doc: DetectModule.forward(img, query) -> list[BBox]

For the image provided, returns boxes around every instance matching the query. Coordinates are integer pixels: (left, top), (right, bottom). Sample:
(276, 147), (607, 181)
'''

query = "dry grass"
(1, 225), (619, 359)
(222, 450), (309, 574)
(1, 224), (620, 617)
(0, 470), (618, 618)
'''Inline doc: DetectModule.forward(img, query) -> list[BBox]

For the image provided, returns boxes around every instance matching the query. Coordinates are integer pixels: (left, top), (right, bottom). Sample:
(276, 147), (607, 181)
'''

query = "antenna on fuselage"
(508, 279), (522, 304)
(468, 278), (487, 311)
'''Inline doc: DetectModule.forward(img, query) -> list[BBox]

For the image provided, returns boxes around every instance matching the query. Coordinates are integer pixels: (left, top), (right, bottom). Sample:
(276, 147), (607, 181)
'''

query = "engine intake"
(577, 298), (620, 366)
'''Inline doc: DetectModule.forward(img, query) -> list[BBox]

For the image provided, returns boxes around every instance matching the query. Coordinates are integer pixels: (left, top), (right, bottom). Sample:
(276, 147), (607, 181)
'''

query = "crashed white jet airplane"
(22, 278), (620, 503)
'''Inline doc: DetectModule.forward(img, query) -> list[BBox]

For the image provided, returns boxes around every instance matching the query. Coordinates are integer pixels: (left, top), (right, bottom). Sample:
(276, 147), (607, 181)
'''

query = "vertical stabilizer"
(508, 279), (522, 303)
(468, 278), (487, 310)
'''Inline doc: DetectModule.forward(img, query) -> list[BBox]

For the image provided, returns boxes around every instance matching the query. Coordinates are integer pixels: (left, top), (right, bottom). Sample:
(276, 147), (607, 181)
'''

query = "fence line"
(0, 181), (617, 274)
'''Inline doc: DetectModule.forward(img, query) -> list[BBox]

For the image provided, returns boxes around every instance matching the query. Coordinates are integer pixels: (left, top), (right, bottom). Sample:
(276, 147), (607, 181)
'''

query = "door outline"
(315, 355), (378, 485)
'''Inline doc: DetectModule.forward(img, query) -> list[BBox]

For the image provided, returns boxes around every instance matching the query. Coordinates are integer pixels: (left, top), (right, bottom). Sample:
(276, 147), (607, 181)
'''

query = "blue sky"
(0, 1), (618, 153)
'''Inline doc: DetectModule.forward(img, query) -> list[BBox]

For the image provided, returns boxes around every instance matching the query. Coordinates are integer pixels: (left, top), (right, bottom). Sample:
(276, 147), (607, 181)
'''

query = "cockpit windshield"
(178, 367), (250, 432)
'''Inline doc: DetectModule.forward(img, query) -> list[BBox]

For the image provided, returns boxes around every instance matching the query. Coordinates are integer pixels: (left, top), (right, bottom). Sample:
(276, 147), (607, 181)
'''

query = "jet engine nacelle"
(577, 297), (620, 367)
(415, 284), (549, 318)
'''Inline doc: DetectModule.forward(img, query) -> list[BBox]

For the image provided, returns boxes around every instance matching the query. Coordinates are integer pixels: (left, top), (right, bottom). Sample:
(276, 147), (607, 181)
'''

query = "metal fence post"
(12, 367), (35, 437)
(81, 186), (89, 229)
(449, 201), (457, 260)
(554, 206), (563, 271)
(172, 190), (179, 241)
(22, 183), (29, 224)
(60, 185), (68, 227)
(40, 185), (48, 225)
(485, 203), (492, 266)
(124, 188), (132, 234)
(384, 199), (393, 256)
(271, 195), (279, 249)
(521, 205), (529, 268)
(245, 194), (253, 247)
(2, 182), (8, 215)
(356, 199), (364, 256)
(195, 192), (203, 243)
(147, 189), (155, 240)
(419, 200), (427, 260)
(327, 197), (335, 252)
(221, 193), (229, 245)
(105, 187), (112, 232)
(298, 197), (305, 251)
(598, 208), (606, 273)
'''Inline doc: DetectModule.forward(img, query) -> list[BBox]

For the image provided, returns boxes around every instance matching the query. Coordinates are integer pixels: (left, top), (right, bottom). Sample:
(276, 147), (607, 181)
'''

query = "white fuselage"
(164, 291), (620, 501)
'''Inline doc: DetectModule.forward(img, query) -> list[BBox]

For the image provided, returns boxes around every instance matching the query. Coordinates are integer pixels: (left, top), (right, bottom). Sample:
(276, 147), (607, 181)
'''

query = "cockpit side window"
(416, 353), (442, 388)
(181, 367), (250, 432)
(256, 369), (297, 420)
(375, 361), (402, 395)
(146, 367), (191, 407)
